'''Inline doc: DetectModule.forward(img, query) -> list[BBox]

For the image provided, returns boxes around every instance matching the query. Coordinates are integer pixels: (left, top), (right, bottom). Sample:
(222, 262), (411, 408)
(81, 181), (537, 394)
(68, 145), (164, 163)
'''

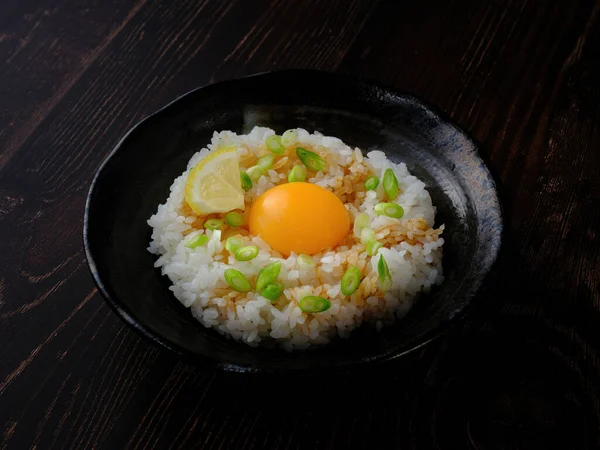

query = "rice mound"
(148, 127), (444, 351)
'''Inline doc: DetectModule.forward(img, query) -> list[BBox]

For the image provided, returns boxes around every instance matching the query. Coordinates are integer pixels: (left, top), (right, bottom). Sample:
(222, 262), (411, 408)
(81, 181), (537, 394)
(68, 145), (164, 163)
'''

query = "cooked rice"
(148, 127), (444, 350)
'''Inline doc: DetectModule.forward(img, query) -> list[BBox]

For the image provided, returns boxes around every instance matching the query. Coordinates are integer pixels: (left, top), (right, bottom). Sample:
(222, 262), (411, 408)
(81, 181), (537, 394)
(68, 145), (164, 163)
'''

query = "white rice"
(148, 127), (444, 350)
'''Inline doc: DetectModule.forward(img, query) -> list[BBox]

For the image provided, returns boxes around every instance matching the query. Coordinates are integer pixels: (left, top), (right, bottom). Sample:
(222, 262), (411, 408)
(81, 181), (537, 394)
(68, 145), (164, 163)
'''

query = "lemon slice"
(184, 146), (245, 214)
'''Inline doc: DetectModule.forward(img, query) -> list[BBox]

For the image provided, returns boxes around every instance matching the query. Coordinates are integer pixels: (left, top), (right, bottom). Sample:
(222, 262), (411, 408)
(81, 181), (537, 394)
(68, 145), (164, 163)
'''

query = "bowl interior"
(85, 71), (501, 372)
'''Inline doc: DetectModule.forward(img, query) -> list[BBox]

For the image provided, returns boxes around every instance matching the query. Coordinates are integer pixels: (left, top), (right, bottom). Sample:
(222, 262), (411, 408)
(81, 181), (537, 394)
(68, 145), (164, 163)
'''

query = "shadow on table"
(193, 238), (600, 449)
(114, 234), (600, 449)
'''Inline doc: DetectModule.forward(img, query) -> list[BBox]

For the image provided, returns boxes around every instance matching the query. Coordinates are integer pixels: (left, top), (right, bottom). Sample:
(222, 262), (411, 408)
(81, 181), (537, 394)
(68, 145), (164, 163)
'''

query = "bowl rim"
(83, 69), (503, 373)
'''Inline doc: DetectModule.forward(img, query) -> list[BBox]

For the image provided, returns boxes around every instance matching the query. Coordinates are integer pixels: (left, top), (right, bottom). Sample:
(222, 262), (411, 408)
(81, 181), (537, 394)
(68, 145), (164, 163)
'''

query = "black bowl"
(84, 70), (502, 373)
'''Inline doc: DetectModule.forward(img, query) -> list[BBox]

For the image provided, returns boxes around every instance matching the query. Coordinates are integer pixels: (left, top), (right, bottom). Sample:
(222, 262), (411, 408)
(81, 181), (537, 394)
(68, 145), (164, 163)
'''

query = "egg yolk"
(248, 182), (350, 256)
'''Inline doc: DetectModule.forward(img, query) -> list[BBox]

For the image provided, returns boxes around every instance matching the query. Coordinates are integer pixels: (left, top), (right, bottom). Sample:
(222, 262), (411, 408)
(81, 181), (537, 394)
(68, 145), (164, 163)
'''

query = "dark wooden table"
(2, 0), (600, 448)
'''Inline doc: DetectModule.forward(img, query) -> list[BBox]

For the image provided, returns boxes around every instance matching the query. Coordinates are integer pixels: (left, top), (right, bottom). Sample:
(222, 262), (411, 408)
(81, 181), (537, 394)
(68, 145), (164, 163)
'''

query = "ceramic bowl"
(84, 70), (502, 373)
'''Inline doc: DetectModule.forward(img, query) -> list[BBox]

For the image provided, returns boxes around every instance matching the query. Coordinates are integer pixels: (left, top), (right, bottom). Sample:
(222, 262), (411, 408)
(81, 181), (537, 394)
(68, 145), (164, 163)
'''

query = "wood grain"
(1, 0), (599, 448)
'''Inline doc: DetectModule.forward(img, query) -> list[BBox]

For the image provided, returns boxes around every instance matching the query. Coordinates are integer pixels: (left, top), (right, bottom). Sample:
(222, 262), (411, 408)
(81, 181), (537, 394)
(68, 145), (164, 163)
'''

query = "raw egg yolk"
(248, 182), (351, 256)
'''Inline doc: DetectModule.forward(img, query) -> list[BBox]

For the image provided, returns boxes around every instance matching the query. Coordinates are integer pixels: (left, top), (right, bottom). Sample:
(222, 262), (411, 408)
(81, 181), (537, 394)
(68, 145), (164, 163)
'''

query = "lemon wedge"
(184, 146), (245, 214)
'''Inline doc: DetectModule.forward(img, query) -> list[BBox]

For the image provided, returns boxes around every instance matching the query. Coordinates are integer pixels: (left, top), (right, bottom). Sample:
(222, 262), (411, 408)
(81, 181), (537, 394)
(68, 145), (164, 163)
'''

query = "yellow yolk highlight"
(248, 182), (351, 256)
